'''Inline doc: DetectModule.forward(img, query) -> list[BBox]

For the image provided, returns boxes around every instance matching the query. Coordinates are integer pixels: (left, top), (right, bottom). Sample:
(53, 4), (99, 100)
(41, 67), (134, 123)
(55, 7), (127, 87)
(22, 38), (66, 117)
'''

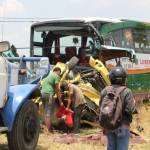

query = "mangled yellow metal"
(89, 56), (111, 86)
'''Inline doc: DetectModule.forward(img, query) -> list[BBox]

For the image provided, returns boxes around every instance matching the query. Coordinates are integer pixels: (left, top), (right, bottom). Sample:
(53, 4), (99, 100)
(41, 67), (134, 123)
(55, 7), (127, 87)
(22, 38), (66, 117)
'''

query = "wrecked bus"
(30, 18), (150, 102)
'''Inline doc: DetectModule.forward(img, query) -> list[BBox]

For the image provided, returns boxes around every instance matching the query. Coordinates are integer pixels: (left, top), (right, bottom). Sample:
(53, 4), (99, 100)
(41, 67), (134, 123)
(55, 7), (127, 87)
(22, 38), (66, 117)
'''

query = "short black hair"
(53, 67), (61, 73)
(60, 81), (68, 91)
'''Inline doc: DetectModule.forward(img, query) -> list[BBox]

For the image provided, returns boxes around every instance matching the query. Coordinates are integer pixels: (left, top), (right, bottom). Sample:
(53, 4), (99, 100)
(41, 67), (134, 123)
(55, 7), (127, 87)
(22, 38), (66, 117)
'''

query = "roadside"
(0, 103), (150, 150)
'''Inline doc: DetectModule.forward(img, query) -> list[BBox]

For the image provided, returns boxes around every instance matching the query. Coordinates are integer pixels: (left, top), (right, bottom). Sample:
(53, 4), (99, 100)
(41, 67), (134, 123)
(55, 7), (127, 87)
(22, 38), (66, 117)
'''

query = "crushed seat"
(65, 46), (77, 60)
(78, 47), (89, 64)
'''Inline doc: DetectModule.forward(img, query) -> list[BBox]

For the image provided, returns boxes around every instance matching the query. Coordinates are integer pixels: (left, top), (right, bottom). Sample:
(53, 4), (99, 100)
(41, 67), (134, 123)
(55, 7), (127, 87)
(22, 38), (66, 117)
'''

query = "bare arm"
(55, 83), (63, 106)
(67, 86), (73, 109)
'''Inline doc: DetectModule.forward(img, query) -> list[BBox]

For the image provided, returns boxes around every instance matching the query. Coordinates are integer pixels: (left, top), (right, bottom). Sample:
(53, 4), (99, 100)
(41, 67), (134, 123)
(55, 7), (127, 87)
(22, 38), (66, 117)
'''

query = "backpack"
(99, 86), (126, 130)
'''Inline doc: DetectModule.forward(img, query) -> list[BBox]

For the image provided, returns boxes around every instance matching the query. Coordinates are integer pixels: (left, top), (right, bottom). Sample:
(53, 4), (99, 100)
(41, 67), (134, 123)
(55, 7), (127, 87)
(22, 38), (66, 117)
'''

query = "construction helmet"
(109, 66), (127, 85)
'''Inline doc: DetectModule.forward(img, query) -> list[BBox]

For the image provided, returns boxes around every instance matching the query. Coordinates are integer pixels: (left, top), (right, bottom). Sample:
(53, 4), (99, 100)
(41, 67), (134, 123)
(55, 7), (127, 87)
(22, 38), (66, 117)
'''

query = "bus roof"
(31, 18), (150, 29)
(31, 17), (122, 28)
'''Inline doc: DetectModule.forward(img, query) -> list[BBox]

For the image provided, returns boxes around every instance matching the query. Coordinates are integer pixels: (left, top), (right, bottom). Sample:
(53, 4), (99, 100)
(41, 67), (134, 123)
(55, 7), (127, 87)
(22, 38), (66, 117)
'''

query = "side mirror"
(0, 41), (10, 52)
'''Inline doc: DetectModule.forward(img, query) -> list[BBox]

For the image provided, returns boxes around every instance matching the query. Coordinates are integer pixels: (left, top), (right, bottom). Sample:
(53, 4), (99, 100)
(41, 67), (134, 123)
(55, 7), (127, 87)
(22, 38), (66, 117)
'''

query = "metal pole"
(1, 23), (4, 41)
(1, 5), (5, 41)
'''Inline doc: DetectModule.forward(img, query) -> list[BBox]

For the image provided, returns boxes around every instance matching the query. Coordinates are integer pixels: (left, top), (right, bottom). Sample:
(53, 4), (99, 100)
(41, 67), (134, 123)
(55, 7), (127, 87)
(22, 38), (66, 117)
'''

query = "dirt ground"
(0, 103), (150, 150)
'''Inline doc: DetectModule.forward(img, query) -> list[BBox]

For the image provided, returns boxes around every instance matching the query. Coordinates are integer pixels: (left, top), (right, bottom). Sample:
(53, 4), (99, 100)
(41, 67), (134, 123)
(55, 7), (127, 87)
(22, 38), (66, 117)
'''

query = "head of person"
(11, 44), (16, 52)
(60, 81), (69, 91)
(109, 66), (127, 86)
(53, 67), (61, 76)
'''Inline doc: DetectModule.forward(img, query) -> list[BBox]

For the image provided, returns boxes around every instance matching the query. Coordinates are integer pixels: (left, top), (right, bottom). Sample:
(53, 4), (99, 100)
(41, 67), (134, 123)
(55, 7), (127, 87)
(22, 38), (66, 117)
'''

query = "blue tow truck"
(0, 41), (49, 150)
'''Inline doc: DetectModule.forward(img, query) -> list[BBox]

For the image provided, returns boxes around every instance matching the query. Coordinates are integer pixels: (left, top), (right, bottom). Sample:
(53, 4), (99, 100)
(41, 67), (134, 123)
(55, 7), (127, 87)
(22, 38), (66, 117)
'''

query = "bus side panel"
(127, 71), (150, 101)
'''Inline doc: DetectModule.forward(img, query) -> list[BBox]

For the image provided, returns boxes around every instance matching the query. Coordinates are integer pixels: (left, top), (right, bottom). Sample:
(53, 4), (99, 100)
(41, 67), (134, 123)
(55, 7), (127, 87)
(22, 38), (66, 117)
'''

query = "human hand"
(60, 102), (64, 107)
(66, 108), (74, 113)
(61, 115), (66, 120)
(53, 94), (57, 99)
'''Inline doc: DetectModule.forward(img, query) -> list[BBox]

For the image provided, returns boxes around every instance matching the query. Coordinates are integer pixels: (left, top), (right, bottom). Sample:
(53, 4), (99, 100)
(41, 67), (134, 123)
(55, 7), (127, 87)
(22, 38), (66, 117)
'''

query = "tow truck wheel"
(7, 101), (40, 150)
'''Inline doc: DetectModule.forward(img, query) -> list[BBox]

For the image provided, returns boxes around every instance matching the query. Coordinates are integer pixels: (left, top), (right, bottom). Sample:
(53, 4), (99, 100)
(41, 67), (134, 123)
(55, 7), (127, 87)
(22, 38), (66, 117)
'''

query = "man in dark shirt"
(100, 66), (135, 150)
(60, 82), (86, 133)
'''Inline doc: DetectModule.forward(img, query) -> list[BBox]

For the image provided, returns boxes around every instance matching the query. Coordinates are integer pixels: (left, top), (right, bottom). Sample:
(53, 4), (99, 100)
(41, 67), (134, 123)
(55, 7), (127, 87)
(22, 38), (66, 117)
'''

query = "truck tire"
(7, 101), (40, 150)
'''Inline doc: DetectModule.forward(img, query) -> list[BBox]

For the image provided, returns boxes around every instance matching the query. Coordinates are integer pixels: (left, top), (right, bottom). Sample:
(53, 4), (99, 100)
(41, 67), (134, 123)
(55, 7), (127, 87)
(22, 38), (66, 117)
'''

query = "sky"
(0, 0), (150, 53)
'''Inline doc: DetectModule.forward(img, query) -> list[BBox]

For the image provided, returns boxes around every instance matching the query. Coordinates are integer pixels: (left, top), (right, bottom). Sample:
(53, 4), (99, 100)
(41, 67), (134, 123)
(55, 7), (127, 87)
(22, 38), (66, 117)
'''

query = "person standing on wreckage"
(41, 67), (63, 133)
(99, 66), (136, 150)
(60, 81), (87, 133)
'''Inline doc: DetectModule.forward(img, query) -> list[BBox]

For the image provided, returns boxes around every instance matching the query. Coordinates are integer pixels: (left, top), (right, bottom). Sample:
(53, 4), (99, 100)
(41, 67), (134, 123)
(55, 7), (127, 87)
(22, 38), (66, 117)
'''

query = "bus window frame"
(107, 28), (150, 54)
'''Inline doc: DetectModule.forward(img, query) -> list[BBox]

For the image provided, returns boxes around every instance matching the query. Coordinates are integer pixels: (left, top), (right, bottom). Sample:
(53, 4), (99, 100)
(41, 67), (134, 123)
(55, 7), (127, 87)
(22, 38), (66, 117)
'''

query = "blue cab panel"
(1, 84), (38, 131)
